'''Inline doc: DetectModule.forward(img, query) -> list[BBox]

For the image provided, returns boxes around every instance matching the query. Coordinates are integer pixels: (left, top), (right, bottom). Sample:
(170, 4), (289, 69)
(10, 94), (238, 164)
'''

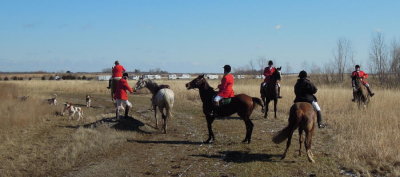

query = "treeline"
(101, 68), (168, 75)
(234, 32), (400, 87)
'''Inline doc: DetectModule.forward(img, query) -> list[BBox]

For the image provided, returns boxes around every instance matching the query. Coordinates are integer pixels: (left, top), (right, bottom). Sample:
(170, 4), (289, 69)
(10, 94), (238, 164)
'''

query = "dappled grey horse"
(135, 78), (174, 133)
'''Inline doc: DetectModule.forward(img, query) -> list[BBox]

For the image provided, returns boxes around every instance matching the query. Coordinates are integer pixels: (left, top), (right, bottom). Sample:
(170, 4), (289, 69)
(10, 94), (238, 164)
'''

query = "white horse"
(135, 78), (174, 133)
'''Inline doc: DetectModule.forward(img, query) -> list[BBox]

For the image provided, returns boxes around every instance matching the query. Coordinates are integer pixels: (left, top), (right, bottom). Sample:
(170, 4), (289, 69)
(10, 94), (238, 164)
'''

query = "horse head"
(186, 74), (207, 90)
(135, 78), (148, 90)
(272, 66), (282, 82)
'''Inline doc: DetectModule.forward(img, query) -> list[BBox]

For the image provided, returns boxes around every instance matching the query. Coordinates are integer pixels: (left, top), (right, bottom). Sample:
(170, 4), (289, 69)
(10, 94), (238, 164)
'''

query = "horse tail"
(272, 125), (291, 144)
(164, 89), (174, 119)
(252, 97), (263, 108)
(273, 104), (297, 144)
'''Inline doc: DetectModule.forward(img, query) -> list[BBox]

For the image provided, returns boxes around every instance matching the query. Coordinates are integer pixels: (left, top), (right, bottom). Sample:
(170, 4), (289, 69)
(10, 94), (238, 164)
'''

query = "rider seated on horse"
(351, 65), (374, 101)
(294, 70), (326, 128)
(107, 60), (126, 90)
(261, 60), (282, 99)
(212, 65), (235, 116)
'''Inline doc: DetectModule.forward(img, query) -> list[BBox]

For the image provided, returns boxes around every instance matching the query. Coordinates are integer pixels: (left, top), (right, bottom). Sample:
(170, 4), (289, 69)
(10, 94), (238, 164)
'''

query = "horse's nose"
(185, 83), (189, 88)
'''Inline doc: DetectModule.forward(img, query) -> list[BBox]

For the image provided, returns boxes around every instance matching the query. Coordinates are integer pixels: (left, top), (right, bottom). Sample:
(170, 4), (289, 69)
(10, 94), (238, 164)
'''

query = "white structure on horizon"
(254, 75), (265, 79)
(235, 75), (245, 79)
(97, 75), (112, 81)
(178, 74), (191, 79)
(206, 74), (219, 80)
(131, 76), (140, 80)
(168, 74), (177, 80)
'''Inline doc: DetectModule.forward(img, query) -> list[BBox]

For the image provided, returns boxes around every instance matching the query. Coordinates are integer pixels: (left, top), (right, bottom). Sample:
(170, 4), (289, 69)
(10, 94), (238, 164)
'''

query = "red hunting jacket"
(351, 70), (369, 84)
(263, 66), (276, 83)
(114, 78), (133, 100)
(218, 73), (235, 98)
(112, 64), (126, 77)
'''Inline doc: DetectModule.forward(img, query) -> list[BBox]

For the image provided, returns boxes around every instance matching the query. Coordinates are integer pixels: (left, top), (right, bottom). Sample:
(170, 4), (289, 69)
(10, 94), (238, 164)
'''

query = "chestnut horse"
(353, 77), (370, 108)
(273, 102), (316, 163)
(185, 74), (263, 144)
(260, 67), (281, 118)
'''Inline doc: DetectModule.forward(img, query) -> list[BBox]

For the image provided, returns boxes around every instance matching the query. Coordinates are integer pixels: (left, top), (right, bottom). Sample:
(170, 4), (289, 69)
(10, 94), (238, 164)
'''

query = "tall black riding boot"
(366, 86), (375, 97)
(210, 101), (219, 117)
(107, 79), (111, 89)
(352, 91), (356, 102)
(317, 111), (325, 128)
(124, 106), (130, 119)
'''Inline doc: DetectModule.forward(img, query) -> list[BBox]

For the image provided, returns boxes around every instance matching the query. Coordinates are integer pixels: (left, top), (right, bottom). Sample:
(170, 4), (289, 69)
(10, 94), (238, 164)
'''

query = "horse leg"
(298, 128), (303, 156)
(242, 117), (254, 144)
(205, 116), (215, 143)
(153, 105), (158, 128)
(261, 96), (266, 113)
(305, 127), (315, 163)
(274, 99), (278, 119)
(160, 107), (167, 134)
(281, 128), (295, 160)
(264, 100), (270, 119)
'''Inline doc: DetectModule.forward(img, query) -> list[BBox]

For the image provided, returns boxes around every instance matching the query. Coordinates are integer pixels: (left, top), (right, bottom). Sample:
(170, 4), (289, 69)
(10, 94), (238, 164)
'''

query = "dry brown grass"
(1, 77), (399, 176)
(0, 83), (53, 129)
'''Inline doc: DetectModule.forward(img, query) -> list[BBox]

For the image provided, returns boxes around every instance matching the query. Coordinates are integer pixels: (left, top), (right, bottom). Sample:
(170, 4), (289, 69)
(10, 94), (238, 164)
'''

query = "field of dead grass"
(0, 76), (399, 176)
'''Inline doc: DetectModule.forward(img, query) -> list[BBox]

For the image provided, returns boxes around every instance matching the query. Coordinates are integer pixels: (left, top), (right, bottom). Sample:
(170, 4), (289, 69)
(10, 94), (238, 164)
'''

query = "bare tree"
(333, 38), (353, 82)
(285, 62), (292, 74)
(390, 39), (400, 74)
(257, 56), (268, 71)
(248, 59), (257, 74)
(370, 32), (389, 84)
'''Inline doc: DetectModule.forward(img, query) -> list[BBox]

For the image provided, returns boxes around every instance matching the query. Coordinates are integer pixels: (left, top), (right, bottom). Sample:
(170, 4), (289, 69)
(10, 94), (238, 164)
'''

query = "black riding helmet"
(223, 65), (231, 73)
(268, 60), (273, 65)
(298, 70), (307, 78)
(355, 65), (360, 68)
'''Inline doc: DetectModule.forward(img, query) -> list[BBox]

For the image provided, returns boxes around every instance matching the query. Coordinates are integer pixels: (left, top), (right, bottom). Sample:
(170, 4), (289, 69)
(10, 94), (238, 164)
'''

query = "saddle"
(213, 95), (232, 105)
(155, 84), (170, 94)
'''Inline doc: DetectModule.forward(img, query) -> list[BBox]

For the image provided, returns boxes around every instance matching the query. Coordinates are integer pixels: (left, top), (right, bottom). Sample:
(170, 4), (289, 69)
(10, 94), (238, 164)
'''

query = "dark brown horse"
(260, 67), (281, 118)
(353, 77), (370, 108)
(273, 102), (316, 163)
(185, 74), (263, 144)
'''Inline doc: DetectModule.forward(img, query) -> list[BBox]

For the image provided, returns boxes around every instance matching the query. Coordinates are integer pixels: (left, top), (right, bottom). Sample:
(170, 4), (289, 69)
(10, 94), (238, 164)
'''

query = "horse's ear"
(277, 66), (282, 70)
(199, 74), (205, 78)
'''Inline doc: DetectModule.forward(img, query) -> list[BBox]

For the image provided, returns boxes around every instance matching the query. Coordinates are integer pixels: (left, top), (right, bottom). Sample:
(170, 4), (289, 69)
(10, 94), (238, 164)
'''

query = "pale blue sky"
(0, 0), (399, 73)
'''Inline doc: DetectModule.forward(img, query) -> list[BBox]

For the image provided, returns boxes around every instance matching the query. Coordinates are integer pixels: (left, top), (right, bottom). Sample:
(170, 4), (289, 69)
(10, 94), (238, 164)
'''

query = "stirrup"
(370, 93), (375, 97)
(318, 123), (326, 128)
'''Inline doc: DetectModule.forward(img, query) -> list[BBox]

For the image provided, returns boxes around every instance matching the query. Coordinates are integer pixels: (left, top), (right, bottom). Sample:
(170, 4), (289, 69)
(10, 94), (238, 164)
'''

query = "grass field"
(0, 76), (399, 176)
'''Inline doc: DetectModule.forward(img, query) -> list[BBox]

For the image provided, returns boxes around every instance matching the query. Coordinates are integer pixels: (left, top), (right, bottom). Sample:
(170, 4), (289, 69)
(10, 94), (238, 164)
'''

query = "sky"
(0, 0), (399, 73)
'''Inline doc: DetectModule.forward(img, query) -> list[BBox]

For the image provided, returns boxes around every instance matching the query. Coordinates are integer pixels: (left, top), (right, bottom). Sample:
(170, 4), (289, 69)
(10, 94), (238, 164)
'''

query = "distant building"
(206, 74), (219, 80)
(97, 75), (112, 81)
(168, 74), (177, 80)
(235, 75), (245, 79)
(178, 74), (191, 79)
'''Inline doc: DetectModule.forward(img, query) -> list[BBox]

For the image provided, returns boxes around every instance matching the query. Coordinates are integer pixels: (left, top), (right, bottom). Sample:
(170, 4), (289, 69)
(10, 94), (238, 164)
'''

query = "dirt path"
(0, 93), (343, 177)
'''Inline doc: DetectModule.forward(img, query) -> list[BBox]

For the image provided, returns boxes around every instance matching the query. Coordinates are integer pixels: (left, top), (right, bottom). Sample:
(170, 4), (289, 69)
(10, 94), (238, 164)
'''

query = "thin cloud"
(275, 24), (282, 30)
(22, 23), (37, 29)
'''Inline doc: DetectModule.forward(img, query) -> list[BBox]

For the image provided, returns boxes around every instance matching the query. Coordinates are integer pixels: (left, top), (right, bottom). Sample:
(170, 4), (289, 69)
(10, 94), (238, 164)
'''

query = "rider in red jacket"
(351, 65), (374, 101)
(114, 73), (134, 119)
(261, 60), (282, 98)
(214, 65), (235, 106)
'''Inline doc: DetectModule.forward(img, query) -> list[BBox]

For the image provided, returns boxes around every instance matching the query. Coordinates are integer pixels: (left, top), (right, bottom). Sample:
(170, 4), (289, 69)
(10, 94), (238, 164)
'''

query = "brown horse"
(185, 74), (263, 144)
(260, 67), (281, 118)
(353, 77), (370, 108)
(273, 102), (316, 163)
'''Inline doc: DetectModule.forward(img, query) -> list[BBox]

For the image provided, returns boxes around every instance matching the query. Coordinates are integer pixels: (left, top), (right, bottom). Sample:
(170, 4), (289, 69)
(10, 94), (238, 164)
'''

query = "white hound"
(61, 102), (84, 121)
(86, 95), (92, 108)
(48, 94), (57, 105)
